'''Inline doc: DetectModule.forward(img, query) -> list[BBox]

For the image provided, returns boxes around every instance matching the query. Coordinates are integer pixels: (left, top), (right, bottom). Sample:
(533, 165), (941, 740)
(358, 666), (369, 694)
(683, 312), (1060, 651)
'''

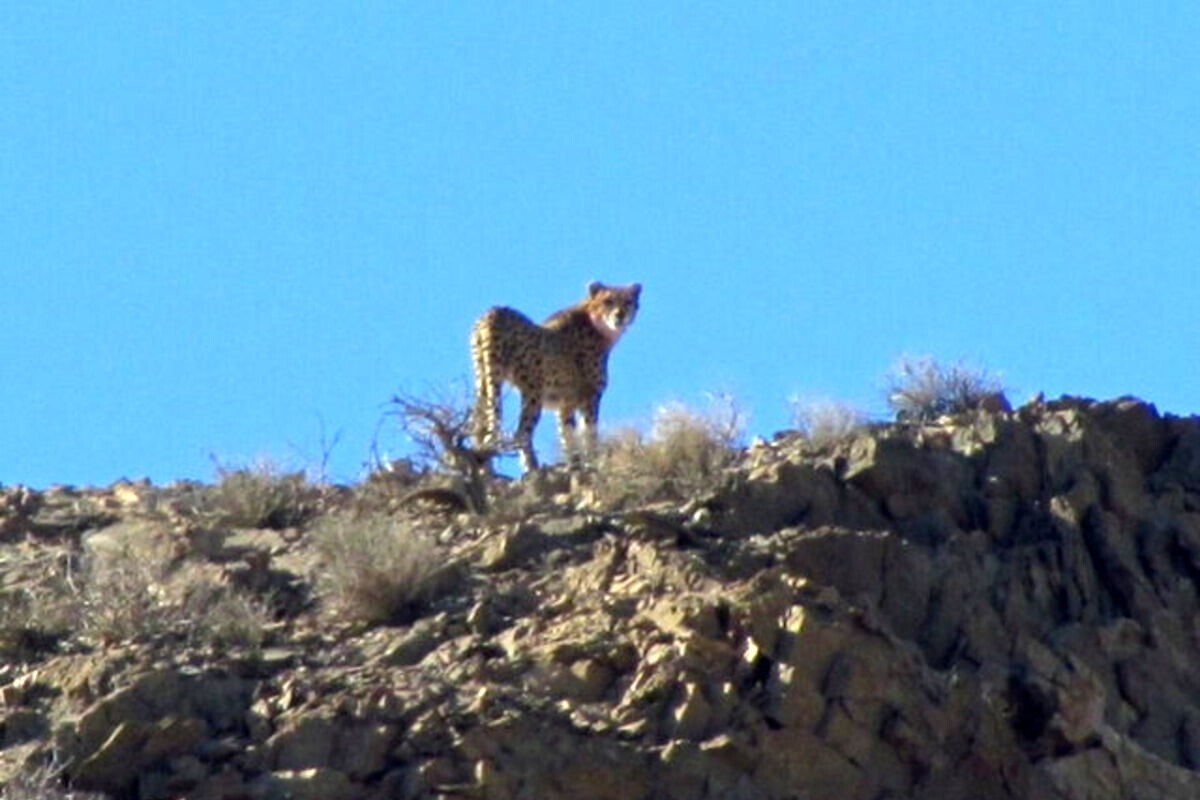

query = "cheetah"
(471, 280), (642, 472)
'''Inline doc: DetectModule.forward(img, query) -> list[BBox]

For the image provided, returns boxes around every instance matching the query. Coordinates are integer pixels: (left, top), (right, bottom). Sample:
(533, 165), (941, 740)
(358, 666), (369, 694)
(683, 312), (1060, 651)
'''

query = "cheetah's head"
(586, 281), (641, 339)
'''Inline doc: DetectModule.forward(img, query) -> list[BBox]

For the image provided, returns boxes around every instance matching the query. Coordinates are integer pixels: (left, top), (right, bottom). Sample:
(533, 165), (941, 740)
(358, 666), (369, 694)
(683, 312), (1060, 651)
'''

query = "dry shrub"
(0, 521), (269, 652)
(373, 388), (490, 513)
(594, 396), (743, 506)
(0, 552), (79, 657)
(199, 462), (318, 529)
(1, 762), (105, 800)
(314, 514), (455, 625)
(380, 388), (477, 473)
(76, 528), (176, 643)
(886, 355), (1006, 423)
(74, 523), (269, 648)
(791, 397), (868, 445)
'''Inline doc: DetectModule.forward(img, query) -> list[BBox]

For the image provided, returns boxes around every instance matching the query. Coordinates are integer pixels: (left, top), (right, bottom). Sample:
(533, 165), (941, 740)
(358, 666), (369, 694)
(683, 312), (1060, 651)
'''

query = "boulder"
(269, 767), (359, 800)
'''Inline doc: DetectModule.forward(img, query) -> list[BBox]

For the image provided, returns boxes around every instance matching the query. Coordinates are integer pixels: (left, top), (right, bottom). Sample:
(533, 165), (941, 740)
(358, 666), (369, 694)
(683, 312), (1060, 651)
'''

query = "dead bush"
(885, 355), (1007, 423)
(314, 514), (456, 625)
(380, 388), (477, 472)
(373, 388), (489, 513)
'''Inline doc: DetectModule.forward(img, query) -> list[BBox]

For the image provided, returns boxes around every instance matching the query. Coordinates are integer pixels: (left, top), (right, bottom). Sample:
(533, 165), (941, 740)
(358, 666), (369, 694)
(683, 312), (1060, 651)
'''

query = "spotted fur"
(471, 280), (642, 472)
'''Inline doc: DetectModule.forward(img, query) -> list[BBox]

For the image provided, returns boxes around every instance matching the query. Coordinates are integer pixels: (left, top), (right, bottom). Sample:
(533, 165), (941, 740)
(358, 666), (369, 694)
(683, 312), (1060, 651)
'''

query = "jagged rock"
(19, 485), (117, 540)
(267, 714), (397, 781)
(189, 766), (248, 800)
(5, 396), (1200, 799)
(268, 767), (359, 800)
(167, 754), (207, 786)
(777, 526), (933, 639)
(1, 709), (47, 746)
(1154, 425), (1200, 494)
(479, 524), (547, 571)
(61, 670), (251, 795)
(335, 721), (397, 779)
(377, 616), (444, 666)
(1043, 726), (1200, 800)
(267, 716), (334, 771)
(140, 716), (209, 762)
(72, 720), (148, 795)
(712, 460), (852, 535)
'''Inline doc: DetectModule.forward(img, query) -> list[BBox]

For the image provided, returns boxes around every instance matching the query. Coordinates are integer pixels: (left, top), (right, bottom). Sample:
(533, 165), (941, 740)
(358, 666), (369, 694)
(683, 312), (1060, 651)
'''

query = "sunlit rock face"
(3, 396), (1200, 800)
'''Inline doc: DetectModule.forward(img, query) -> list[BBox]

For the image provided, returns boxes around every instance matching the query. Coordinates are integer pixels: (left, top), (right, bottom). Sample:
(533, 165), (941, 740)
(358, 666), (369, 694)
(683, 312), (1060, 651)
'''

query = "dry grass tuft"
(592, 396), (743, 506)
(313, 514), (456, 625)
(177, 578), (272, 650)
(198, 462), (319, 529)
(790, 398), (868, 445)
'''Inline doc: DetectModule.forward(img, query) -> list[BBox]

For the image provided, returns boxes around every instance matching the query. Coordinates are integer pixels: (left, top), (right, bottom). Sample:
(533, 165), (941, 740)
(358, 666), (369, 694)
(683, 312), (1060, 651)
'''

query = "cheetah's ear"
(587, 280), (605, 297)
(630, 283), (642, 299)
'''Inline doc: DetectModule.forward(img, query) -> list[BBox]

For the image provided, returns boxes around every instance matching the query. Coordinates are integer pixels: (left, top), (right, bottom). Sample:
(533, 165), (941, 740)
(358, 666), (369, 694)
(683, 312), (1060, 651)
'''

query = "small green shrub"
(314, 514), (454, 625)
(790, 398), (868, 445)
(885, 356), (1006, 423)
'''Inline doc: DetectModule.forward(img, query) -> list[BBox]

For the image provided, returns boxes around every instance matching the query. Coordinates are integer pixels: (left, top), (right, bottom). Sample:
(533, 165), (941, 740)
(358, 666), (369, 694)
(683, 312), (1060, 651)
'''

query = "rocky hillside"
(3, 396), (1200, 800)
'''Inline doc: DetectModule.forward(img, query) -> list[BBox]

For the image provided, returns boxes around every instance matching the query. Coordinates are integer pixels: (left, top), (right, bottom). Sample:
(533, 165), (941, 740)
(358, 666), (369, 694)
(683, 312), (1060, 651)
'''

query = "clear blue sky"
(4, 3), (1198, 488)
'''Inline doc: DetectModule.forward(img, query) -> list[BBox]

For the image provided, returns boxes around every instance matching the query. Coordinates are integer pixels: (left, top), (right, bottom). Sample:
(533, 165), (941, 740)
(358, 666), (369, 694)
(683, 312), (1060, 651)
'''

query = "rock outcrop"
(2, 396), (1200, 799)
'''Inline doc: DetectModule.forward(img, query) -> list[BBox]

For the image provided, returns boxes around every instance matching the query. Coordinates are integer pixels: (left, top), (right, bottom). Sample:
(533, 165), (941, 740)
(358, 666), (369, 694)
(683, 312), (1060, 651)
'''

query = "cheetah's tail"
(469, 319), (500, 450)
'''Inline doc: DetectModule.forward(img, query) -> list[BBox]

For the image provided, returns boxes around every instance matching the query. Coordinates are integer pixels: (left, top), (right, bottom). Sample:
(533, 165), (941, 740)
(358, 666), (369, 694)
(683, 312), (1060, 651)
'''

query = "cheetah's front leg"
(579, 396), (601, 464)
(557, 408), (582, 467)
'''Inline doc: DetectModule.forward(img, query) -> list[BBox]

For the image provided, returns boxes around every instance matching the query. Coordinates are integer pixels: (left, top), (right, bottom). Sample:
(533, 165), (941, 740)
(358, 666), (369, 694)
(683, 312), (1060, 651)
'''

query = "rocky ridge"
(2, 396), (1200, 799)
